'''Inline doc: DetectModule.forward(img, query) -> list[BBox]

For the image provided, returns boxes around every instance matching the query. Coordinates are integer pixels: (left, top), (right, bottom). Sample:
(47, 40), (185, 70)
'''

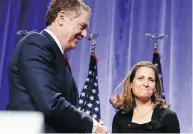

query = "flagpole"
(78, 32), (101, 121)
(145, 33), (168, 102)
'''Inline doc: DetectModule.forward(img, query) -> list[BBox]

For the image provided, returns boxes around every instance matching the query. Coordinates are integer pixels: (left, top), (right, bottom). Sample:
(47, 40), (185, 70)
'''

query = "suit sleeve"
(163, 111), (180, 133)
(18, 42), (93, 132)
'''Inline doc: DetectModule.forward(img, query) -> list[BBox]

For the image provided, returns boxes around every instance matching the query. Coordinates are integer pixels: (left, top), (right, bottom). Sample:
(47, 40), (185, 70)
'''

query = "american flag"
(152, 48), (166, 101)
(78, 54), (101, 121)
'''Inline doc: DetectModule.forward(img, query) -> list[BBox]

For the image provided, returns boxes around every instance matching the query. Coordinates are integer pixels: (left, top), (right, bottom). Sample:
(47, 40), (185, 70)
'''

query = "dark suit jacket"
(112, 106), (180, 133)
(7, 30), (93, 133)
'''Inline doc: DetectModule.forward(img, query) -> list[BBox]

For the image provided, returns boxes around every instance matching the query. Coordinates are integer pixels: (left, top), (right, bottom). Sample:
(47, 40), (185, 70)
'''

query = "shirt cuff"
(92, 118), (98, 133)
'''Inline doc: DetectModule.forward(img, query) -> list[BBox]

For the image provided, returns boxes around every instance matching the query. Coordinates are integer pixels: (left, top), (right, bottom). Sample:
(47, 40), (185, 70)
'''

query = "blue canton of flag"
(78, 54), (101, 121)
(152, 48), (166, 101)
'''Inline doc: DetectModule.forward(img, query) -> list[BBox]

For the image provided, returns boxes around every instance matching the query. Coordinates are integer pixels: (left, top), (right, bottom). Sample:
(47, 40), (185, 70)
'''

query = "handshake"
(94, 119), (108, 134)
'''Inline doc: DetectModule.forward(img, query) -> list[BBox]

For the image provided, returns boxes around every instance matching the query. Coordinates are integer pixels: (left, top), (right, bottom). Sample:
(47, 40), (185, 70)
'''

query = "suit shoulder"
(18, 31), (54, 53)
(17, 31), (50, 47)
(24, 32), (50, 44)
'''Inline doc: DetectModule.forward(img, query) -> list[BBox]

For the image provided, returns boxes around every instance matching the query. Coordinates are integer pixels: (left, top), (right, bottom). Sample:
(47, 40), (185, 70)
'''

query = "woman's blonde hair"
(110, 61), (169, 113)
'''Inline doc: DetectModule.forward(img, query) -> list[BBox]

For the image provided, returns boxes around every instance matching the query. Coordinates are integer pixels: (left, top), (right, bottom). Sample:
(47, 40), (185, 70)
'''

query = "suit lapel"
(40, 30), (79, 106)
(41, 30), (73, 73)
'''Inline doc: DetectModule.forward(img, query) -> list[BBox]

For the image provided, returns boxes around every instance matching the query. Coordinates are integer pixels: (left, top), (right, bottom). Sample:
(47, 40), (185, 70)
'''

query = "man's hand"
(95, 121), (108, 134)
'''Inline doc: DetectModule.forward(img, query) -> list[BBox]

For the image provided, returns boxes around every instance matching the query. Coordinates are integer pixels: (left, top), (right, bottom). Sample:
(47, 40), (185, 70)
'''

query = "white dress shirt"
(44, 29), (64, 54)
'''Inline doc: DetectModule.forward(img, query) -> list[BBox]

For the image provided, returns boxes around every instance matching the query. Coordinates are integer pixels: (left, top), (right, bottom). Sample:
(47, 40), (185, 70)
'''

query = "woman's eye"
(149, 79), (155, 82)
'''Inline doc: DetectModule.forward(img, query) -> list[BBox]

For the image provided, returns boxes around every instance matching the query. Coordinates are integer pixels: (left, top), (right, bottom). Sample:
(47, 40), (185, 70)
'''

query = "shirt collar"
(44, 29), (64, 54)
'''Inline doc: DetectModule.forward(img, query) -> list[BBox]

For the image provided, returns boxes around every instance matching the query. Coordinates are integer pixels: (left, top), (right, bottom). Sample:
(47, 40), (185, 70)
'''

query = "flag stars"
(94, 107), (99, 112)
(90, 96), (94, 100)
(92, 114), (97, 119)
(89, 71), (92, 75)
(92, 89), (96, 93)
(83, 85), (87, 89)
(154, 63), (158, 67)
(86, 78), (90, 82)
(78, 58), (100, 120)
(94, 83), (97, 87)
(79, 100), (83, 104)
(85, 110), (90, 115)
(81, 92), (85, 97)
(87, 103), (93, 108)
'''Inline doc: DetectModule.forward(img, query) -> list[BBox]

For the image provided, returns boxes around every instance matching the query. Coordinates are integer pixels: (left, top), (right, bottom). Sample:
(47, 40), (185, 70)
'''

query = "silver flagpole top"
(88, 32), (98, 40)
(145, 33), (168, 49)
(88, 32), (98, 53)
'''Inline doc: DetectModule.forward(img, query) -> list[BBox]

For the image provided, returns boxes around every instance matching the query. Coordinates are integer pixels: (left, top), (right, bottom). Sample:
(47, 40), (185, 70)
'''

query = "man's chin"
(68, 39), (78, 49)
(70, 43), (77, 49)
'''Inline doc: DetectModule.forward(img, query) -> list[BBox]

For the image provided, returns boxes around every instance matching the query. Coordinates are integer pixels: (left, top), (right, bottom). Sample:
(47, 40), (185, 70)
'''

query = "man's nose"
(81, 30), (87, 38)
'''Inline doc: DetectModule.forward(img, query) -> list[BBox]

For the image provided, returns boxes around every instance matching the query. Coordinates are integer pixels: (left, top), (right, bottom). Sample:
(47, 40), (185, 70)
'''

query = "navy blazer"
(7, 30), (93, 133)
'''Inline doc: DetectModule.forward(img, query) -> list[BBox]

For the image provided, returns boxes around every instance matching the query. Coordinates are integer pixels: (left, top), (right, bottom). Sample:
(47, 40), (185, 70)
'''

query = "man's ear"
(56, 11), (66, 26)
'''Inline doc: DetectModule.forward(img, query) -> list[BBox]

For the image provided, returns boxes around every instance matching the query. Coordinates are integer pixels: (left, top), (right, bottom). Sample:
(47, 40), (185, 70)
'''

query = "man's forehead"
(81, 10), (90, 18)
(79, 11), (90, 23)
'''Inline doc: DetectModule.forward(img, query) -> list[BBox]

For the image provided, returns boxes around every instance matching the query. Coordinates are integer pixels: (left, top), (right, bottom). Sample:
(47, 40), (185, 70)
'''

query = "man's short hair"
(46, 0), (91, 27)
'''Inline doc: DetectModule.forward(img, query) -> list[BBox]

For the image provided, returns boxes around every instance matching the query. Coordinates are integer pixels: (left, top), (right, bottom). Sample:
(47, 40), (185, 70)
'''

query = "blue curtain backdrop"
(0, 0), (192, 132)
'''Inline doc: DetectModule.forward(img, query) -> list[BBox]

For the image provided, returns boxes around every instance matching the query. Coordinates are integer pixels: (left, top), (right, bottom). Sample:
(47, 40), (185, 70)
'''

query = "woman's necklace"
(133, 104), (154, 119)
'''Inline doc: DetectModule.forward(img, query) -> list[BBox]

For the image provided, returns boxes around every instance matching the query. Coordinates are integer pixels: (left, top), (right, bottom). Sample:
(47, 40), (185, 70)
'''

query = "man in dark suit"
(7, 0), (107, 133)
